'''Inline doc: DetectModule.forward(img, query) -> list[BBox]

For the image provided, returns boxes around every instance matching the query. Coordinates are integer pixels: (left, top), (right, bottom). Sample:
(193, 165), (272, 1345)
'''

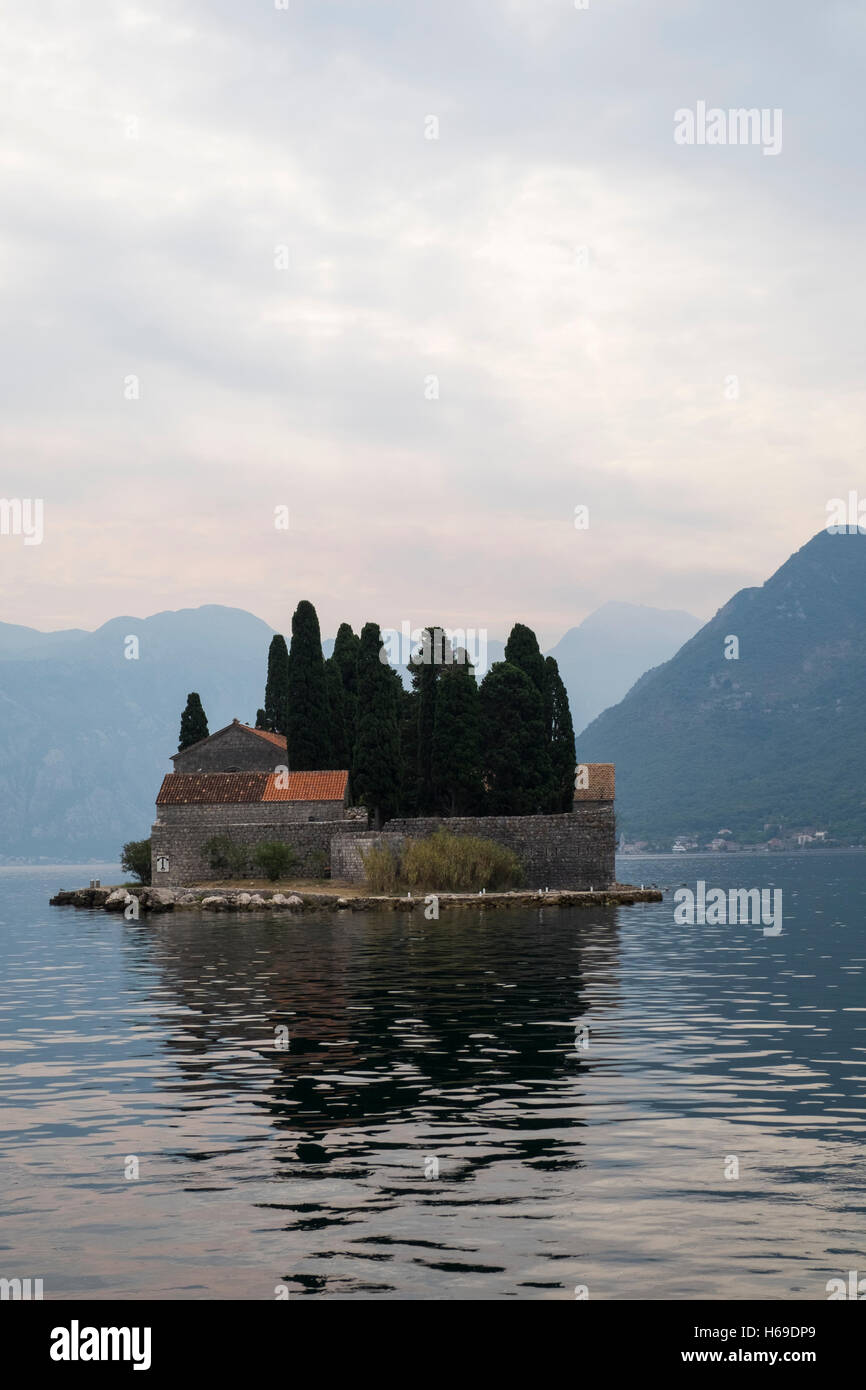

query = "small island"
(53, 605), (660, 913)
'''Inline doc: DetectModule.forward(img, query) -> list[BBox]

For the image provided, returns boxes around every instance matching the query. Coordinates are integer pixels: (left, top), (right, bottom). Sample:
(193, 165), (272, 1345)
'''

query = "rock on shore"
(50, 884), (662, 914)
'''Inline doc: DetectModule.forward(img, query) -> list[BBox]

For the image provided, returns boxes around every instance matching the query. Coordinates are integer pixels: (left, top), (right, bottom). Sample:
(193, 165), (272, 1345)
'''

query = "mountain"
(0, 599), (703, 860)
(0, 606), (276, 860)
(546, 603), (701, 732)
(578, 530), (866, 843)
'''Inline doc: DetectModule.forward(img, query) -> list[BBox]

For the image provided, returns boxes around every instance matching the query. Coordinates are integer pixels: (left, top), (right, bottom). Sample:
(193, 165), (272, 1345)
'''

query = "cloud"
(0, 0), (863, 645)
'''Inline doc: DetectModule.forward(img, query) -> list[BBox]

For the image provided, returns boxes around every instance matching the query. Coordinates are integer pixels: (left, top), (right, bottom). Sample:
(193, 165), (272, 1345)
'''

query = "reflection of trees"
(137, 907), (622, 1157)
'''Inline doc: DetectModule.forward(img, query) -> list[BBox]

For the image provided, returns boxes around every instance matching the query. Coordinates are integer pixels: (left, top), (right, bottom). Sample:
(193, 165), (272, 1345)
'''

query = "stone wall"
(153, 801), (615, 891)
(330, 833), (406, 882)
(332, 805), (615, 890)
(151, 804), (367, 886)
(173, 725), (285, 775)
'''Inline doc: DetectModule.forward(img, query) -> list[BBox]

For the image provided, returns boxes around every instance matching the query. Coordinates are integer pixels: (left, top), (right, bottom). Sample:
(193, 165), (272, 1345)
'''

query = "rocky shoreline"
(49, 883), (663, 914)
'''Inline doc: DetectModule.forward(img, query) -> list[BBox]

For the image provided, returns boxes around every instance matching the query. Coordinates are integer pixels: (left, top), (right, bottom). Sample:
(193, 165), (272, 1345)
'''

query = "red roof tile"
(263, 770), (349, 802)
(156, 769), (349, 805)
(157, 773), (270, 805)
(573, 763), (615, 801)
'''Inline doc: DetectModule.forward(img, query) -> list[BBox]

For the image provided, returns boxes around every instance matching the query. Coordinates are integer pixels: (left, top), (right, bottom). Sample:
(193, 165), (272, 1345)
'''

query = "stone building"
(151, 768), (359, 886)
(152, 718), (359, 885)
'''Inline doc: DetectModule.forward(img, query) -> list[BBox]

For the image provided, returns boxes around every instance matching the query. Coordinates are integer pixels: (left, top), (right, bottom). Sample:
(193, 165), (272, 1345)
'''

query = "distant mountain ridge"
(547, 602), (701, 732)
(579, 530), (866, 843)
(0, 599), (700, 859)
(0, 606), (275, 860)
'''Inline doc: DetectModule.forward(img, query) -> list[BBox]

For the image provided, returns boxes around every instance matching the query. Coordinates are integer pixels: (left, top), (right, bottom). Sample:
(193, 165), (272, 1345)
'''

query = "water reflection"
(3, 857), (866, 1298)
(142, 908), (623, 1168)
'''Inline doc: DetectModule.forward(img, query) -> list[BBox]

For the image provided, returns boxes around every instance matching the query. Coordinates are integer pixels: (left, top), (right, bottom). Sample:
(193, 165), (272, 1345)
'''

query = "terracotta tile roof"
(574, 763), (615, 801)
(263, 770), (349, 802)
(157, 769), (350, 805)
(157, 773), (270, 805)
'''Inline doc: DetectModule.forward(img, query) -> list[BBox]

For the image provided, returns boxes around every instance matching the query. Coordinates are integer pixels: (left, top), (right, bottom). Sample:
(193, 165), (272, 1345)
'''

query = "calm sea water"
(1, 852), (865, 1301)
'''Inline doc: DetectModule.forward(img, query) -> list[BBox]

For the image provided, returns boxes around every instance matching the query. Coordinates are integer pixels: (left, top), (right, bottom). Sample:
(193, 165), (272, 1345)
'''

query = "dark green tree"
(121, 838), (152, 884)
(325, 657), (351, 771)
(353, 622), (402, 828)
(431, 661), (484, 815)
(408, 626), (449, 814)
(286, 600), (332, 769)
(254, 708), (268, 729)
(504, 622), (547, 696)
(479, 661), (552, 814)
(332, 623), (361, 753)
(178, 692), (209, 751)
(262, 634), (289, 735)
(397, 685), (420, 817)
(544, 655), (577, 812)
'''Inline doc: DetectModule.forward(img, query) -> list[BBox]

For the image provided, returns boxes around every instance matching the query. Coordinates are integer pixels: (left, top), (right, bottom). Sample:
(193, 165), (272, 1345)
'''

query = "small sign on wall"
(156, 854), (170, 874)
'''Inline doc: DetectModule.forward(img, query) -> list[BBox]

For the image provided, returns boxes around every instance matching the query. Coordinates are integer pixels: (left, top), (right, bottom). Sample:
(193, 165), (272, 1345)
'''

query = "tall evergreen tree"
(254, 708), (268, 730)
(332, 623), (361, 754)
(408, 626), (449, 814)
(286, 601), (332, 769)
(478, 662), (552, 814)
(178, 692), (209, 751)
(353, 622), (401, 828)
(262, 634), (289, 735)
(544, 655), (577, 812)
(325, 657), (351, 771)
(397, 685), (420, 817)
(504, 622), (547, 696)
(431, 661), (484, 816)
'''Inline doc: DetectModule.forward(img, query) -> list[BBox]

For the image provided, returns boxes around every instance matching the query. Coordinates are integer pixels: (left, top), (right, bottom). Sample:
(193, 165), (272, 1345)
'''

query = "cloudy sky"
(1, 0), (864, 646)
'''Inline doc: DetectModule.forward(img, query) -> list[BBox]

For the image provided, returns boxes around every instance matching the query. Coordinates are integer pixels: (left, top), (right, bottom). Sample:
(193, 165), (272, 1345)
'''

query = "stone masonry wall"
(330, 833), (407, 882)
(172, 725), (285, 774)
(151, 804), (366, 886)
(332, 805), (615, 890)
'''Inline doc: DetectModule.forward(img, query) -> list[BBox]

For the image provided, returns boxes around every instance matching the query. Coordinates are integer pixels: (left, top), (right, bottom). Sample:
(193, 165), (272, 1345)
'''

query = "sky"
(1, 0), (864, 648)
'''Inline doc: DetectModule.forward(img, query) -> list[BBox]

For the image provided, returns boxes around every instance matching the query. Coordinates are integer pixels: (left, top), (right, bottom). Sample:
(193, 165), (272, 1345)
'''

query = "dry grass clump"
(362, 831), (523, 894)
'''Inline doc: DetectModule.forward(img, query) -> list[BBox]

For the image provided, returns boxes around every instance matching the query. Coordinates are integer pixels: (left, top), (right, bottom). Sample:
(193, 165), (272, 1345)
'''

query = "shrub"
(202, 835), (250, 878)
(360, 842), (401, 894)
(361, 831), (523, 894)
(305, 849), (329, 880)
(402, 830), (523, 892)
(253, 841), (300, 882)
(121, 838), (152, 885)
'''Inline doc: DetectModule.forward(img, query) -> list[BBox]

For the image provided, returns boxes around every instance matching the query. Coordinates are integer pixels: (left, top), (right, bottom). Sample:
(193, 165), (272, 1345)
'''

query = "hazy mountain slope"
(0, 606), (275, 859)
(578, 530), (866, 842)
(0, 598), (709, 859)
(547, 602), (701, 732)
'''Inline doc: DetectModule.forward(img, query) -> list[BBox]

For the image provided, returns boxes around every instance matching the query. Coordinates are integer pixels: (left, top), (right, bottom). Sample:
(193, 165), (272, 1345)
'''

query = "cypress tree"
(262, 634), (289, 735)
(544, 655), (576, 812)
(409, 626), (449, 814)
(431, 661), (484, 816)
(353, 622), (401, 828)
(178, 692), (209, 751)
(478, 662), (552, 814)
(286, 601), (332, 769)
(397, 685), (420, 817)
(332, 623), (361, 754)
(504, 622), (547, 696)
(254, 708), (268, 730)
(325, 657), (351, 771)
